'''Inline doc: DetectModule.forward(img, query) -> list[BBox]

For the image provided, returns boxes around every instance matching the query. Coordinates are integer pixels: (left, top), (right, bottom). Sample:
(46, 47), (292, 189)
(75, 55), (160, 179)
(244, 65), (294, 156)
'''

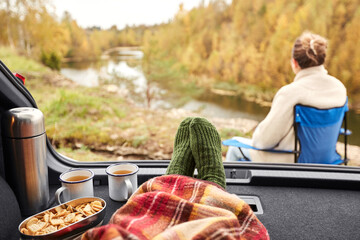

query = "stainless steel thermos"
(1, 107), (49, 215)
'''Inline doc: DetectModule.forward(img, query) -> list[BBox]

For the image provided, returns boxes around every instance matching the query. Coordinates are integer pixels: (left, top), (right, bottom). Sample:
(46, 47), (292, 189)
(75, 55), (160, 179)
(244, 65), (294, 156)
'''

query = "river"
(60, 48), (360, 146)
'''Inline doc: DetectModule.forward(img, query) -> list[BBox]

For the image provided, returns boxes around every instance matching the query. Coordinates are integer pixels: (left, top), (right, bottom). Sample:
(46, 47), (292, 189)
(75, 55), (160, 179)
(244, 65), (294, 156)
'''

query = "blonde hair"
(292, 31), (327, 69)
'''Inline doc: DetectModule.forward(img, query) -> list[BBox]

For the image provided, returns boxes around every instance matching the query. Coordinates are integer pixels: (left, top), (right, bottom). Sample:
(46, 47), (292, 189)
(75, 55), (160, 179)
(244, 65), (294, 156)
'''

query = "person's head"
(291, 31), (328, 74)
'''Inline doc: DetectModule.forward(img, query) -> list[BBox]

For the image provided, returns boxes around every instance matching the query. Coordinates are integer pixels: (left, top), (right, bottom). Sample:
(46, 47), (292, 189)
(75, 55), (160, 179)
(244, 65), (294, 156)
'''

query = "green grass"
(44, 89), (126, 121)
(0, 46), (255, 162)
(0, 47), (49, 73)
(43, 88), (129, 147)
(132, 135), (149, 148)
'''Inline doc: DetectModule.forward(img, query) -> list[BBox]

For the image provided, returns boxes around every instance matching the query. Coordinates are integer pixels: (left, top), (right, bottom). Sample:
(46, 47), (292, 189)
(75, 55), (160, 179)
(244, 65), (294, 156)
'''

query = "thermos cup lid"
(1, 107), (45, 138)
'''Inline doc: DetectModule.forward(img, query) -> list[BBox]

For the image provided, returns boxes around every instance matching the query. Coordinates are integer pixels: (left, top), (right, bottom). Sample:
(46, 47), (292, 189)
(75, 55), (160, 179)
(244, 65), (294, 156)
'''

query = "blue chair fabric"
(294, 102), (348, 164)
(222, 100), (350, 165)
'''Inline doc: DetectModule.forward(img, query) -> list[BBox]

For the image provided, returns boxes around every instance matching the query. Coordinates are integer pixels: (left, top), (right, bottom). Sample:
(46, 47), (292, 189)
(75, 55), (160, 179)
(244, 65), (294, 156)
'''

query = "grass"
(43, 88), (132, 147)
(0, 46), (49, 73)
(38, 81), (182, 161)
(0, 46), (256, 162)
(35, 80), (182, 161)
(0, 46), (171, 161)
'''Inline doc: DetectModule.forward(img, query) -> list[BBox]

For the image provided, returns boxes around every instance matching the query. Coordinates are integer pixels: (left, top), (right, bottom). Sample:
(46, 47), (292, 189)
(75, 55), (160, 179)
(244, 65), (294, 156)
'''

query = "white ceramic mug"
(55, 168), (94, 204)
(106, 163), (139, 201)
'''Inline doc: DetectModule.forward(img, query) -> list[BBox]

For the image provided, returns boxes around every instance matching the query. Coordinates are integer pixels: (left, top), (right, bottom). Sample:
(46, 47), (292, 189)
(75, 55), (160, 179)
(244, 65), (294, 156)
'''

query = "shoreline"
(27, 71), (360, 166)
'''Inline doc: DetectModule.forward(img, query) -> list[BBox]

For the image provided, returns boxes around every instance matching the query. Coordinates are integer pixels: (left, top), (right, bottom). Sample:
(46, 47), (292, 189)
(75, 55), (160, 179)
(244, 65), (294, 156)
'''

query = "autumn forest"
(1, 0), (360, 106)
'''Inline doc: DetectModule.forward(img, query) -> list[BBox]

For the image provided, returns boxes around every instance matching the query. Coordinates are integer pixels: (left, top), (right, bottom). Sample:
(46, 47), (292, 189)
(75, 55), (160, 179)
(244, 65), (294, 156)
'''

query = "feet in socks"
(189, 117), (226, 189)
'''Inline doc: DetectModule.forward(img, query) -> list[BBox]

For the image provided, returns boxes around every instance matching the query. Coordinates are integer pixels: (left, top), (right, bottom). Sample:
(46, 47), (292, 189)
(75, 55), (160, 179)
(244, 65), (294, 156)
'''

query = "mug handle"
(125, 178), (133, 200)
(55, 186), (68, 205)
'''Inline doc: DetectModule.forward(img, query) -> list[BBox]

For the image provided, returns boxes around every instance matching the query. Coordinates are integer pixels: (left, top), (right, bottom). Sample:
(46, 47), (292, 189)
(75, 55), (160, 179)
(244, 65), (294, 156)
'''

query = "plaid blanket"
(82, 175), (269, 240)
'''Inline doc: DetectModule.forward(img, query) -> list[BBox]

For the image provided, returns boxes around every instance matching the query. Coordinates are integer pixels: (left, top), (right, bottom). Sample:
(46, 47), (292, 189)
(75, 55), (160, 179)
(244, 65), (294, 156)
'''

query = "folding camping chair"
(223, 100), (351, 165)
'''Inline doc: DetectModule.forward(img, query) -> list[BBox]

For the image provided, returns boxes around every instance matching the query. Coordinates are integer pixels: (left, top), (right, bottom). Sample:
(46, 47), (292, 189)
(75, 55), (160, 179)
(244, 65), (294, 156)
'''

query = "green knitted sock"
(166, 117), (195, 177)
(189, 117), (226, 189)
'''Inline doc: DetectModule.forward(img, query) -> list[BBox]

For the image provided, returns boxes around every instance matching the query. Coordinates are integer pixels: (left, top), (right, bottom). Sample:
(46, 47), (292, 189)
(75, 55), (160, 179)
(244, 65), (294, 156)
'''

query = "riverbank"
(2, 47), (359, 166)
(25, 70), (360, 167)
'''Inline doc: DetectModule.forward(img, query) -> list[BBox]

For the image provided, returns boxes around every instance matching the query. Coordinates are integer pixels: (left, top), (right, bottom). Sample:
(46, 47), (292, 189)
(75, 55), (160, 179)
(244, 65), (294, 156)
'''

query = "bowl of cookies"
(18, 197), (106, 239)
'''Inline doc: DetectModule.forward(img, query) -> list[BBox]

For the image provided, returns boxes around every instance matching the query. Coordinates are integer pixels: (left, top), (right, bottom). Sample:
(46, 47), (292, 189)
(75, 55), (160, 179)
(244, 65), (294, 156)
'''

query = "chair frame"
(293, 103), (349, 165)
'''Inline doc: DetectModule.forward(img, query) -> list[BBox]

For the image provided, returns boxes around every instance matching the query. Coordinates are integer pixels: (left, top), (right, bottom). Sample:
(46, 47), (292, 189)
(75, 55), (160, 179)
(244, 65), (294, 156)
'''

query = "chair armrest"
(222, 139), (297, 154)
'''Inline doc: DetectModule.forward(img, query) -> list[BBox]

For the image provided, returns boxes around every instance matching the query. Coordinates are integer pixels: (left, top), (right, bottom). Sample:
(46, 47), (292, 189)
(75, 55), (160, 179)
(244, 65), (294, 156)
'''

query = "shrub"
(41, 51), (61, 70)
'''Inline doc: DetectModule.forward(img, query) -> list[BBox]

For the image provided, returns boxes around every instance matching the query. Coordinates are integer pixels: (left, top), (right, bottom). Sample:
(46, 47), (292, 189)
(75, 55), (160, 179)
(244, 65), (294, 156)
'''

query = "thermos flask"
(1, 107), (49, 215)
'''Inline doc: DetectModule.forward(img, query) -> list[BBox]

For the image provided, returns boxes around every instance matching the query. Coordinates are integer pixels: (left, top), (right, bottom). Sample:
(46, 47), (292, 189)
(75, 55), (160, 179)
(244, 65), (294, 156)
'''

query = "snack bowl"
(18, 197), (106, 240)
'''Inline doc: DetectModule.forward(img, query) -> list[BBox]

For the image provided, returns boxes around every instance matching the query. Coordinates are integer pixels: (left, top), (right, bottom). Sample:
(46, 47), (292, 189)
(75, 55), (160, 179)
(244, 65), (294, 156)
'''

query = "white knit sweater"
(250, 65), (347, 163)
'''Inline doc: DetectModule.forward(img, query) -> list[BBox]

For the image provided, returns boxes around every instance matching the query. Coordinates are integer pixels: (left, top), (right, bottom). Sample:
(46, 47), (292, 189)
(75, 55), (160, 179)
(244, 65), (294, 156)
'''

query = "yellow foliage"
(1, 0), (360, 100)
(141, 0), (360, 100)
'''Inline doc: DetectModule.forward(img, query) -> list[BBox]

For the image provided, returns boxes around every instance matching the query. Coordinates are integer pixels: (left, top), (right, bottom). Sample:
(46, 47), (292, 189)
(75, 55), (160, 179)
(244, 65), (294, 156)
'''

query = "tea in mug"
(66, 175), (89, 182)
(113, 170), (133, 175)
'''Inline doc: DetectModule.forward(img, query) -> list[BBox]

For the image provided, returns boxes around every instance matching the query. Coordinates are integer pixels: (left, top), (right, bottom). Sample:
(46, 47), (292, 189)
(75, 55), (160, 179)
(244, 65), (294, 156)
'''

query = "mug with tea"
(55, 168), (94, 204)
(106, 163), (139, 201)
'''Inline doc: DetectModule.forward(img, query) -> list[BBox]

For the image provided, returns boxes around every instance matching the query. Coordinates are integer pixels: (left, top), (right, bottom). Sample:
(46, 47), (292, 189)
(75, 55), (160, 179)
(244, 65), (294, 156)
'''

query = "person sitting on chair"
(225, 31), (347, 163)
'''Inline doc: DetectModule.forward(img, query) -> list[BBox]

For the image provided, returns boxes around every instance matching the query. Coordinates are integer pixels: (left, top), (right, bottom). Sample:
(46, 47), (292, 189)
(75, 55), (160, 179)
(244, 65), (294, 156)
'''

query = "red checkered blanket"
(82, 175), (269, 240)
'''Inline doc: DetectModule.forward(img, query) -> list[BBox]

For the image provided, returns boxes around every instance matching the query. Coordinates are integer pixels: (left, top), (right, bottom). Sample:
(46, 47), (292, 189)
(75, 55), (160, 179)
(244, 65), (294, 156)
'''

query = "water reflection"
(60, 68), (102, 87)
(183, 93), (268, 121)
(61, 60), (110, 86)
(106, 60), (146, 93)
(61, 51), (170, 109)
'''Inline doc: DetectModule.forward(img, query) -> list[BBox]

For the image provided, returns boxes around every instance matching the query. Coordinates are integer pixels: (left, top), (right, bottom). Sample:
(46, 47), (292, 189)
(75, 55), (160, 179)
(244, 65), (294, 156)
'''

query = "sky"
(52, 0), (225, 30)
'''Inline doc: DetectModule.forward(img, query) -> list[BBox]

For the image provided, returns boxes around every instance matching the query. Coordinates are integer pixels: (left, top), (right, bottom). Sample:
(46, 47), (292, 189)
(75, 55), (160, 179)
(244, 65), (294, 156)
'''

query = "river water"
(60, 49), (360, 146)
